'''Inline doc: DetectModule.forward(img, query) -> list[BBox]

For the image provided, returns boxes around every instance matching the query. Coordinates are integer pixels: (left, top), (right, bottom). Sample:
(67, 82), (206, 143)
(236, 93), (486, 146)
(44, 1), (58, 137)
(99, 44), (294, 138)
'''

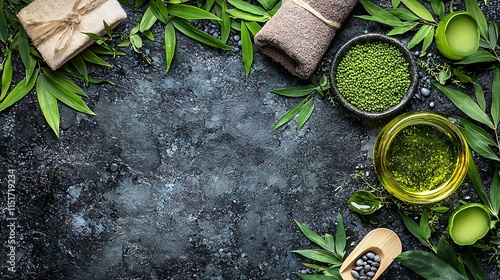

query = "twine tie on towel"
(290, 0), (341, 28)
(25, 0), (107, 53)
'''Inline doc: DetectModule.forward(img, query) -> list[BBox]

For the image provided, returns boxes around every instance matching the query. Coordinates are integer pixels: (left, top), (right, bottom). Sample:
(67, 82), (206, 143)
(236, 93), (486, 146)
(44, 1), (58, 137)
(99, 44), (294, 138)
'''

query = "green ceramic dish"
(435, 11), (480, 60)
(448, 203), (491, 245)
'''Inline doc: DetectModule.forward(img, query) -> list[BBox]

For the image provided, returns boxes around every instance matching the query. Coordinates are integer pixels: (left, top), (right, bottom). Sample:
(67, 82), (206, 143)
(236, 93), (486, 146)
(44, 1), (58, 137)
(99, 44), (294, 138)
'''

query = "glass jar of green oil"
(373, 112), (469, 204)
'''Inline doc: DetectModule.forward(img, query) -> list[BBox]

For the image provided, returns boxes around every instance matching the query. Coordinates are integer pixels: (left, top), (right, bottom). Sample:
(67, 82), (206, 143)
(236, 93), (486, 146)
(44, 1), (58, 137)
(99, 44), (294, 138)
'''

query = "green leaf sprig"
(292, 213), (346, 279)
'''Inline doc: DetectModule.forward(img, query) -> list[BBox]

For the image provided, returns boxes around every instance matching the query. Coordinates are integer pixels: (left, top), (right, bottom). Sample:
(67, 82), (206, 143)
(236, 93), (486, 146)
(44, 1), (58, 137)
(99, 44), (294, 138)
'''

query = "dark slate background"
(1, 1), (499, 279)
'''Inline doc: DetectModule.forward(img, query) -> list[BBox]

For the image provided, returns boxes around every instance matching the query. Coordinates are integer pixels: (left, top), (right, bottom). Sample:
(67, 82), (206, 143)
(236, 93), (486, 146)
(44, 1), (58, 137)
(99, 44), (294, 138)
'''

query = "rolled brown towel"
(254, 0), (358, 79)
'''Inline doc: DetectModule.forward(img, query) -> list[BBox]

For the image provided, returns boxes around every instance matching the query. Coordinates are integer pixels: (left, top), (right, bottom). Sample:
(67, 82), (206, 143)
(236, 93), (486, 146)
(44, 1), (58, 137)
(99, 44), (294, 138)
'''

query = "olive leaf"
(347, 190), (382, 215)
(455, 49), (498, 65)
(432, 82), (494, 129)
(400, 0), (435, 23)
(396, 251), (467, 280)
(467, 153), (494, 211)
(473, 80), (487, 112)
(465, 0), (488, 40)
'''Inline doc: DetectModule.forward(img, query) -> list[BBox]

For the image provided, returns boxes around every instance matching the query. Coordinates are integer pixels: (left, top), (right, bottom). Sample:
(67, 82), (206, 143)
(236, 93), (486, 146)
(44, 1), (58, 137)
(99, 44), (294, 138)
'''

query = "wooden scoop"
(340, 228), (402, 280)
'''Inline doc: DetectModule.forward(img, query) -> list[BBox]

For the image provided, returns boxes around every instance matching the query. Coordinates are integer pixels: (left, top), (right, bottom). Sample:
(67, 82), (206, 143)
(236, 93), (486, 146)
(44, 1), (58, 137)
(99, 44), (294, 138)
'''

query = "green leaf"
(149, 0), (168, 23)
(172, 18), (233, 50)
(40, 72), (95, 115)
(142, 30), (155, 41)
(419, 210), (431, 241)
(294, 219), (330, 251)
(461, 246), (486, 280)
(130, 34), (143, 50)
(135, 0), (147, 8)
(456, 116), (499, 150)
(465, 0), (488, 39)
(164, 22), (176, 73)
(407, 24), (433, 49)
(467, 152), (494, 210)
(432, 206), (449, 213)
(295, 273), (337, 280)
(490, 169), (500, 216)
(292, 249), (343, 266)
(387, 22), (418, 36)
(455, 49), (498, 65)
(335, 213), (346, 259)
(401, 0), (435, 22)
(297, 99), (314, 131)
(240, 21), (253, 79)
(432, 82), (494, 129)
(452, 69), (473, 84)
(359, 0), (405, 27)
(36, 74), (61, 138)
(169, 4), (221, 21)
(473, 81), (487, 112)
(421, 25), (435, 54)
(272, 98), (307, 130)
(387, 8), (420, 21)
(228, 0), (269, 16)
(226, 9), (270, 22)
(436, 236), (466, 275)
(269, 85), (316, 97)
(391, 0), (401, 7)
(396, 251), (467, 280)
(245, 21), (262, 37)
(430, 0), (445, 19)
(1, 49), (13, 101)
(438, 69), (452, 85)
(347, 190), (382, 215)
(0, 10), (8, 42)
(492, 67), (500, 128)
(0, 68), (38, 112)
(324, 234), (335, 253)
(488, 21), (498, 47)
(70, 55), (89, 84)
(18, 28), (32, 72)
(140, 7), (158, 32)
(42, 68), (87, 97)
(80, 49), (111, 67)
(398, 210), (426, 245)
(460, 125), (500, 161)
(219, 0), (231, 44)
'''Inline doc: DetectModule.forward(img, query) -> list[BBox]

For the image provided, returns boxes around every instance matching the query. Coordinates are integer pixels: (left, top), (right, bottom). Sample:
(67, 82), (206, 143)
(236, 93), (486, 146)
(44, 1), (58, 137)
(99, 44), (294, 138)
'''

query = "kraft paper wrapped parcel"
(18, 0), (127, 70)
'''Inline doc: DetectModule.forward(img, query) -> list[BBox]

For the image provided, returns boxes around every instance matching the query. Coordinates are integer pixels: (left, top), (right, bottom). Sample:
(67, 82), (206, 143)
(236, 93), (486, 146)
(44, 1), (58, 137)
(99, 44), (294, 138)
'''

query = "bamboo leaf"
(36, 74), (61, 138)
(296, 99), (314, 131)
(226, 9), (270, 22)
(0, 68), (38, 112)
(461, 126), (500, 161)
(488, 21), (498, 47)
(0, 10), (7, 42)
(387, 22), (418, 36)
(465, 0), (488, 39)
(462, 246), (486, 280)
(324, 234), (335, 253)
(456, 117), (498, 147)
(421, 25), (435, 54)
(335, 213), (346, 259)
(455, 49), (498, 65)
(269, 85), (316, 97)
(294, 220), (328, 250)
(245, 21), (262, 37)
(142, 30), (155, 41)
(42, 73), (95, 115)
(401, 0), (435, 22)
(140, 7), (158, 32)
(169, 4), (221, 21)
(70, 55), (89, 85)
(292, 249), (343, 266)
(1, 49), (12, 101)
(396, 251), (467, 280)
(430, 0), (445, 19)
(398, 210), (426, 245)
(240, 21), (253, 79)
(492, 67), (500, 128)
(295, 273), (338, 280)
(164, 22), (176, 73)
(80, 49), (111, 67)
(220, 0), (231, 44)
(42, 68), (87, 97)
(149, 0), (168, 23)
(407, 24), (432, 49)
(272, 98), (307, 130)
(432, 82), (494, 129)
(467, 152), (493, 210)
(359, 0), (405, 27)
(18, 28), (31, 71)
(491, 169), (500, 216)
(172, 18), (233, 50)
(387, 8), (420, 21)
(392, 0), (401, 7)
(228, 0), (269, 16)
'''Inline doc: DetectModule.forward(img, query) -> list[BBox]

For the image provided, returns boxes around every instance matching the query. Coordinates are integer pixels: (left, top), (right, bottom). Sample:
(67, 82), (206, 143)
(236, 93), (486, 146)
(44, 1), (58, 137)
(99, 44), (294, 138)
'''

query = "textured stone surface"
(1, 1), (499, 279)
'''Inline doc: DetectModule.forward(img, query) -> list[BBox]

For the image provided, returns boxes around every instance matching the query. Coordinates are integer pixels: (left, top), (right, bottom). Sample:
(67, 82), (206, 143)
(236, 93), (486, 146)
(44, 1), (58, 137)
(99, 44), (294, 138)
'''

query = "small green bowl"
(435, 11), (480, 60)
(448, 203), (491, 246)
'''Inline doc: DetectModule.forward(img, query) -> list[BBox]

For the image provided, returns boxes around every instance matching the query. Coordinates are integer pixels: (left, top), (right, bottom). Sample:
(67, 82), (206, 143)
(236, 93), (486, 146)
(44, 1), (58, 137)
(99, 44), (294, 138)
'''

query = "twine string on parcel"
(24, 0), (107, 53)
(290, 0), (341, 28)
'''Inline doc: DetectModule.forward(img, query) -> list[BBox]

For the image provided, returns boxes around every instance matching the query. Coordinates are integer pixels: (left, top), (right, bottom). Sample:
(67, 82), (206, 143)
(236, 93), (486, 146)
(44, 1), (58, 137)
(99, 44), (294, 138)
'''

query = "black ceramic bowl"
(329, 34), (419, 120)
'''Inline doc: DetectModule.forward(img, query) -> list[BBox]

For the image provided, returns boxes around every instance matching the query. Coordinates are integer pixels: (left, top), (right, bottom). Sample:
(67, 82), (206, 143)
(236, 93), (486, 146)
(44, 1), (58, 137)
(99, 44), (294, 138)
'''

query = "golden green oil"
(386, 124), (458, 192)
